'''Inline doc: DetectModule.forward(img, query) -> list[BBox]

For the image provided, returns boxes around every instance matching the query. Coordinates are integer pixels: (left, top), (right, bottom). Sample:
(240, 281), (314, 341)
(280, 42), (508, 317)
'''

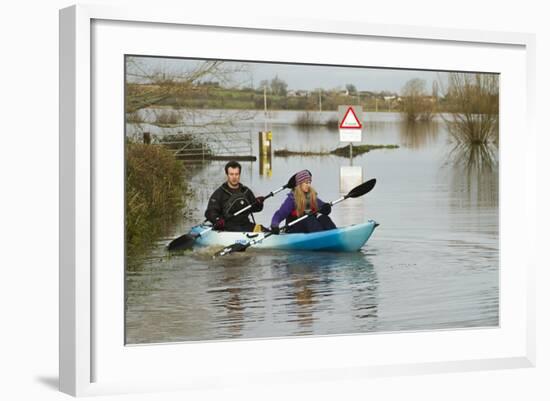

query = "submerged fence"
(144, 130), (256, 161)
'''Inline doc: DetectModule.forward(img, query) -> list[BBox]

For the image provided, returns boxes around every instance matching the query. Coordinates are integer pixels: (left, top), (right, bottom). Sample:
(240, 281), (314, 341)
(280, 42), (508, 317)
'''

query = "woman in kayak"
(270, 170), (336, 234)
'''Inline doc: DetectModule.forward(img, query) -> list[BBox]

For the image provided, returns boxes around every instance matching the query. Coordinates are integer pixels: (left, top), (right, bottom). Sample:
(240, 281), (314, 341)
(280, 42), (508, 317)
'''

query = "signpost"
(338, 105), (364, 193)
(338, 105), (363, 144)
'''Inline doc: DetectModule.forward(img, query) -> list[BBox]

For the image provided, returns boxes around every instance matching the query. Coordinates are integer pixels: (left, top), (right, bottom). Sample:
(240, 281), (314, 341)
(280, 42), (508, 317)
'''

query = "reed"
(125, 141), (188, 260)
(325, 117), (339, 129)
(294, 111), (322, 127)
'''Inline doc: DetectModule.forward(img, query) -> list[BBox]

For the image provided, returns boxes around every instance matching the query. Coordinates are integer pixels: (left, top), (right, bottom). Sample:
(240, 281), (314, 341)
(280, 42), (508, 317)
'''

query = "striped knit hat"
(295, 169), (312, 186)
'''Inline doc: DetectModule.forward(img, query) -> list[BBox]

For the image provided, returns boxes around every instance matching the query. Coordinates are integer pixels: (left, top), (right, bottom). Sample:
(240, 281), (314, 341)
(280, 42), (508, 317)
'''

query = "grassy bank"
(274, 144), (399, 158)
(126, 83), (403, 112)
(332, 144), (399, 156)
(126, 141), (189, 261)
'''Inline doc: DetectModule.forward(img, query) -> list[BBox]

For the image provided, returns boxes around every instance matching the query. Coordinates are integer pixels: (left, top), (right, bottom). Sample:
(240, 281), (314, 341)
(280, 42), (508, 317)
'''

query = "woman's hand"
(319, 203), (332, 215)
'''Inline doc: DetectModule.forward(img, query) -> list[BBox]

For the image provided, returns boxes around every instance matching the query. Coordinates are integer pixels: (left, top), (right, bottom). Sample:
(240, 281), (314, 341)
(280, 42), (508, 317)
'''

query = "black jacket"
(204, 182), (263, 230)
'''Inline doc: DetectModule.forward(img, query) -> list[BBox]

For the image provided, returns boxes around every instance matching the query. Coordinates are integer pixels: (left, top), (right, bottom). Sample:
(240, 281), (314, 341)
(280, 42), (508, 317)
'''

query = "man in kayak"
(270, 169), (336, 234)
(205, 161), (265, 232)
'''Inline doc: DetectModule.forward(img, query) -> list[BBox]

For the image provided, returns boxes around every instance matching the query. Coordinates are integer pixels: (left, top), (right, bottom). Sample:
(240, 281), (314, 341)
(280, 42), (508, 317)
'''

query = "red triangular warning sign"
(339, 107), (363, 129)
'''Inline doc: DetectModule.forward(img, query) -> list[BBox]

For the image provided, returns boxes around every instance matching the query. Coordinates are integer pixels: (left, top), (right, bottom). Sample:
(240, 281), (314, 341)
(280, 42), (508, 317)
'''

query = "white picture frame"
(59, 4), (536, 397)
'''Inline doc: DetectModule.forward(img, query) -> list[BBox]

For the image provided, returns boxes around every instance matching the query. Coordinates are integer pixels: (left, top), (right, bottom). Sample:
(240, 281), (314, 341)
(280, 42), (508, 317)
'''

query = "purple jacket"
(271, 192), (327, 227)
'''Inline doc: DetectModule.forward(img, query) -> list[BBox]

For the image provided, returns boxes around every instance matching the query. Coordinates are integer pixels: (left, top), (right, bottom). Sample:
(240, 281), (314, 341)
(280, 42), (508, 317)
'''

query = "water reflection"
(398, 121), (439, 149)
(126, 249), (380, 343)
(446, 142), (499, 208)
(449, 142), (498, 173)
(207, 260), (252, 337)
(270, 251), (379, 336)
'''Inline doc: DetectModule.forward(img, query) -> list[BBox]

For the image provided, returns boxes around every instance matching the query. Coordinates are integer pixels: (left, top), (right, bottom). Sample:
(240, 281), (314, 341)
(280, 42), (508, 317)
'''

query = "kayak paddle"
(214, 178), (377, 257)
(166, 174), (297, 252)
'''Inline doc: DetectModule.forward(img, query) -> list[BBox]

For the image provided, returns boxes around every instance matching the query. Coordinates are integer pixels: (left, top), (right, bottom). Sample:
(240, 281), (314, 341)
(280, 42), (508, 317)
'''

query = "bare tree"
(258, 80), (270, 91)
(441, 72), (499, 144)
(401, 78), (434, 122)
(125, 57), (255, 132)
(270, 75), (288, 96)
(432, 80), (439, 99)
(346, 84), (357, 95)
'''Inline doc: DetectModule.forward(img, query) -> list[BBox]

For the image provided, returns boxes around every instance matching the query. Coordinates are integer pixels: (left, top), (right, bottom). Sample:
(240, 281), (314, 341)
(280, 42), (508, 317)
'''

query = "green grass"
(331, 144), (399, 156)
(274, 149), (328, 157)
(274, 144), (399, 158)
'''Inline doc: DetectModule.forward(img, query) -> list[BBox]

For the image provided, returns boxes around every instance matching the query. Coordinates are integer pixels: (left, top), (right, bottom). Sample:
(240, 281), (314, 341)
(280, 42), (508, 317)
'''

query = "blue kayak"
(190, 220), (378, 252)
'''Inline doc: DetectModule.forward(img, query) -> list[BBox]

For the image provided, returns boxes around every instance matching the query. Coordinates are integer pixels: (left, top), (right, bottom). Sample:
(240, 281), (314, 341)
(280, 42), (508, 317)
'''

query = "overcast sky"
(128, 56), (457, 94)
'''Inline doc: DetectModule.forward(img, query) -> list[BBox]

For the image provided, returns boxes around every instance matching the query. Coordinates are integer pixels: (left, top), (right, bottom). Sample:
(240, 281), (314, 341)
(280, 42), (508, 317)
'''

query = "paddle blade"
(214, 242), (250, 257)
(167, 233), (198, 252)
(285, 174), (296, 189)
(346, 178), (376, 199)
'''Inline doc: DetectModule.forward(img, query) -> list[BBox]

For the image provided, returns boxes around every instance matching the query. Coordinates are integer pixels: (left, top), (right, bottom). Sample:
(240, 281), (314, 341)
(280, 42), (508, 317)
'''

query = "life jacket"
(221, 185), (254, 222)
(290, 205), (317, 218)
(288, 193), (317, 222)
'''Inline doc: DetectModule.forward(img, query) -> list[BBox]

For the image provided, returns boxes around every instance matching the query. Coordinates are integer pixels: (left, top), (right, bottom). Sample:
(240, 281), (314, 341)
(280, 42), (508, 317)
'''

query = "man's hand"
(251, 196), (265, 212)
(270, 225), (280, 235)
(214, 218), (225, 230)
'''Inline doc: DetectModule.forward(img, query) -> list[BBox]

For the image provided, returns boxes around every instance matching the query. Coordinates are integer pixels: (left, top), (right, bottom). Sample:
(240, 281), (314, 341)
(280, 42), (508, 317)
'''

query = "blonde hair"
(293, 186), (318, 216)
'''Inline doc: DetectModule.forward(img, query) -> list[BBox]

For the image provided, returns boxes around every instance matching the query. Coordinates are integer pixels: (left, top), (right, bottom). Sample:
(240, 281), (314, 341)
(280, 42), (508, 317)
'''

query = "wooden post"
(259, 131), (273, 176)
(259, 131), (264, 176)
(143, 132), (151, 144)
(258, 131), (264, 158)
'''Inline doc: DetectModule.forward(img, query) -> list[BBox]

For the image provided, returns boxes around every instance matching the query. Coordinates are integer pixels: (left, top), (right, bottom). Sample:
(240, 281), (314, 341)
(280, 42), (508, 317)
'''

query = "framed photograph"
(59, 4), (536, 397)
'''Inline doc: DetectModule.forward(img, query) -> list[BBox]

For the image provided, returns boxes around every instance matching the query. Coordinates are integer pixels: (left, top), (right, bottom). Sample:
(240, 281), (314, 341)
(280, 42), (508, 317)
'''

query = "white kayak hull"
(190, 220), (378, 252)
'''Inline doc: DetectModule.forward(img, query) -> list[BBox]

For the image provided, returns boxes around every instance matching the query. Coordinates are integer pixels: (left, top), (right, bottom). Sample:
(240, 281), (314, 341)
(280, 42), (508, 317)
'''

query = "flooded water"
(125, 110), (499, 344)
